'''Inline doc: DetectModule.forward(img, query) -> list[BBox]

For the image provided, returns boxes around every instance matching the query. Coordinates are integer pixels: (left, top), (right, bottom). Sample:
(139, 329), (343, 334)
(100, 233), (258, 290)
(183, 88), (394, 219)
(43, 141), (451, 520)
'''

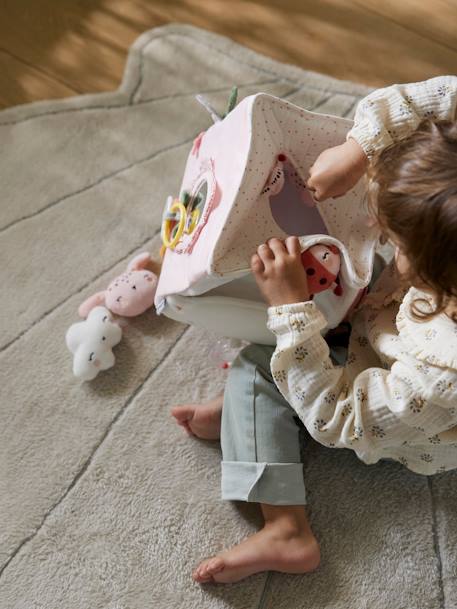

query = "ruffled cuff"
(267, 301), (327, 347)
(346, 122), (394, 160)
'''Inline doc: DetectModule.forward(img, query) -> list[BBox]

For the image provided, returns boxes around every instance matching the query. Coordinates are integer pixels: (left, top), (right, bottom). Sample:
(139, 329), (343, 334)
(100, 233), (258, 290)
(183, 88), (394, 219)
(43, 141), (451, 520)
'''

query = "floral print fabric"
(267, 261), (457, 475)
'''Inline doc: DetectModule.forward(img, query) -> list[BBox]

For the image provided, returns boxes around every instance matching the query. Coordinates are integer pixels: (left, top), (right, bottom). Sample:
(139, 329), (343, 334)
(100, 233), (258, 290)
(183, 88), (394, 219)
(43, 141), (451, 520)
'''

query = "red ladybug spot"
(278, 153), (287, 162)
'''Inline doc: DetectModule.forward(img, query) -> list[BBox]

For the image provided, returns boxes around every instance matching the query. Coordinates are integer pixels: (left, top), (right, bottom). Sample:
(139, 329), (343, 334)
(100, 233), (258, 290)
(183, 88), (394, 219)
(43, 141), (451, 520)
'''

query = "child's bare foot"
(192, 507), (320, 584)
(171, 394), (223, 440)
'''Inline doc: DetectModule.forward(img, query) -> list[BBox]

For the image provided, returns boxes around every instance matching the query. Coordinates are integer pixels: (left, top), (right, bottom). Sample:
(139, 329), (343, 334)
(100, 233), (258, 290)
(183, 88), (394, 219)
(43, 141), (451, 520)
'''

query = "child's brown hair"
(367, 119), (457, 321)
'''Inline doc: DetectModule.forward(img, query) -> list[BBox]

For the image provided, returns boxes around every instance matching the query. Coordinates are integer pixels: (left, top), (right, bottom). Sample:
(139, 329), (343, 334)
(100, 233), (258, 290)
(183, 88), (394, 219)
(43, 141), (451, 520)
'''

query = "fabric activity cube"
(154, 93), (379, 344)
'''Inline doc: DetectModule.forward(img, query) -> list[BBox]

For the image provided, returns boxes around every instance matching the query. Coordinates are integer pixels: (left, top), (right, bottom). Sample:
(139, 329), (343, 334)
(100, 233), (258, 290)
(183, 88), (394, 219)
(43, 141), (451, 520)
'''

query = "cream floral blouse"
(267, 75), (457, 475)
(346, 74), (457, 158)
(267, 262), (457, 475)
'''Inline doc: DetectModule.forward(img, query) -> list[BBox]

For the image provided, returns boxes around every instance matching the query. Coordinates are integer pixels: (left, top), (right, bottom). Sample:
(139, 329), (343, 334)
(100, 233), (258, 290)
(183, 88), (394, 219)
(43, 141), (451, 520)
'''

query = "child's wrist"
(267, 291), (310, 307)
(345, 137), (369, 168)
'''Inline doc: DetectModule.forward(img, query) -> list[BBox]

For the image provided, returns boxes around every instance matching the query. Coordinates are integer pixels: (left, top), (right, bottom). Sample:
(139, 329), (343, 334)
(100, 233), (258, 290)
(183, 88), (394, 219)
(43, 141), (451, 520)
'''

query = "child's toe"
(206, 557), (225, 575)
(193, 560), (214, 583)
(170, 406), (195, 436)
(180, 422), (194, 436)
(171, 405), (193, 422)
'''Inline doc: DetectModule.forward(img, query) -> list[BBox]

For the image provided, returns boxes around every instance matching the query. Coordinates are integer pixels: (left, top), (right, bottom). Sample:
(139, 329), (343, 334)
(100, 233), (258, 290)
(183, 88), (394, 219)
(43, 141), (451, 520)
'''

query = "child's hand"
(251, 237), (310, 307)
(306, 138), (368, 202)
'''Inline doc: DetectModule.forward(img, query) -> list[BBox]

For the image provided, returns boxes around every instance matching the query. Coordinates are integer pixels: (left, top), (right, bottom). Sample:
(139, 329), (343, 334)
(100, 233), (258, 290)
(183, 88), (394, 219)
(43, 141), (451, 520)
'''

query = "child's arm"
(252, 237), (456, 463)
(307, 75), (457, 202)
(347, 75), (457, 159)
(267, 300), (455, 456)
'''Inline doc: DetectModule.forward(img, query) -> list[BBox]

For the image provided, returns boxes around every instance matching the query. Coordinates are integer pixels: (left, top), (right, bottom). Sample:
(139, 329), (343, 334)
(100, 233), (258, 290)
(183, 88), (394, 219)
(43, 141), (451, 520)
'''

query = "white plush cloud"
(66, 307), (122, 381)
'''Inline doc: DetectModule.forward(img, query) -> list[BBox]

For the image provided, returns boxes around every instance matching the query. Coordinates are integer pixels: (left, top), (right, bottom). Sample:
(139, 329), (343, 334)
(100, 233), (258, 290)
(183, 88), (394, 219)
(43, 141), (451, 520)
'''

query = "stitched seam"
(342, 96), (360, 118)
(428, 477), (445, 609)
(253, 366), (259, 463)
(1, 78), (284, 233)
(0, 229), (160, 353)
(0, 88), (360, 352)
(257, 571), (273, 609)
(0, 78), (281, 127)
(0, 136), (195, 234)
(129, 36), (146, 104)
(306, 93), (333, 112)
(0, 324), (190, 579)
(130, 35), (281, 105)
(1, 78), (361, 234)
(138, 77), (280, 104)
(0, 28), (369, 126)
(165, 31), (368, 96)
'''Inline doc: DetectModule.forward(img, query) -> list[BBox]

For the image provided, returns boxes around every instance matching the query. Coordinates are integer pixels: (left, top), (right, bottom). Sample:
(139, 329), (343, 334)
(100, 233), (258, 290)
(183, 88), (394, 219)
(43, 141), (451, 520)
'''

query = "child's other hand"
(306, 138), (368, 202)
(251, 237), (310, 307)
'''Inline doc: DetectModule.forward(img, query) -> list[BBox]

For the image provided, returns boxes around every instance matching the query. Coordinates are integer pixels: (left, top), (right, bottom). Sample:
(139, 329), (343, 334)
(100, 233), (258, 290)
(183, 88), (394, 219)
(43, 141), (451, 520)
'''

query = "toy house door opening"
(268, 158), (328, 237)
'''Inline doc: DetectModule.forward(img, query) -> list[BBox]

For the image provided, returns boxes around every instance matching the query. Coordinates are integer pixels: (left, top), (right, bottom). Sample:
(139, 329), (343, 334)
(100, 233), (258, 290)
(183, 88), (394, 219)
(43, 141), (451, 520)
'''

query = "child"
(171, 76), (457, 584)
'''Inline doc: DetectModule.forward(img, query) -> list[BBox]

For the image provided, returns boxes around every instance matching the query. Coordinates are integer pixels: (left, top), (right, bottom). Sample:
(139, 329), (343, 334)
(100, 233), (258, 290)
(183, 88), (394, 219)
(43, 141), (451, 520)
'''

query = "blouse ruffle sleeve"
(267, 300), (457, 466)
(346, 75), (457, 159)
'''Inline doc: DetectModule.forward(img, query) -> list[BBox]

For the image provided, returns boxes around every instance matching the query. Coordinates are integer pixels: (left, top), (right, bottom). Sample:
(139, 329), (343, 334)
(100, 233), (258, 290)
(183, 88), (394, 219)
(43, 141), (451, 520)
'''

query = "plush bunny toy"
(66, 252), (160, 380)
(66, 306), (122, 381)
(78, 252), (160, 318)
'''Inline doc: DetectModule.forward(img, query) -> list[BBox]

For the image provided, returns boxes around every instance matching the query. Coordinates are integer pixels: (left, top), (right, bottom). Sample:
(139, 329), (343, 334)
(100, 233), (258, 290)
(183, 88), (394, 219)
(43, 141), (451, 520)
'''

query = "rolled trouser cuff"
(221, 461), (307, 505)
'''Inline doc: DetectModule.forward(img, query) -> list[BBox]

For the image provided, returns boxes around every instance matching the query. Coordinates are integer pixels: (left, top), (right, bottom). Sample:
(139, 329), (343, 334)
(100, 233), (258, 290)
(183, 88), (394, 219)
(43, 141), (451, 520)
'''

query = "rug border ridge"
(0, 23), (373, 123)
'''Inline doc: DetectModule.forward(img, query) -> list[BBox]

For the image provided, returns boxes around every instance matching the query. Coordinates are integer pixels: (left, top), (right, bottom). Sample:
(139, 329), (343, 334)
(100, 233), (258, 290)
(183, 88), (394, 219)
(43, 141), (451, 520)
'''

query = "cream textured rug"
(1, 24), (455, 609)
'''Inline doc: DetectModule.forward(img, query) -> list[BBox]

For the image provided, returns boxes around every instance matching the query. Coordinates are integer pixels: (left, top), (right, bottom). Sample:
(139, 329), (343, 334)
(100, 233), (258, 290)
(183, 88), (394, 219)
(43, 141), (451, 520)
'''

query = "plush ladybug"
(301, 244), (342, 297)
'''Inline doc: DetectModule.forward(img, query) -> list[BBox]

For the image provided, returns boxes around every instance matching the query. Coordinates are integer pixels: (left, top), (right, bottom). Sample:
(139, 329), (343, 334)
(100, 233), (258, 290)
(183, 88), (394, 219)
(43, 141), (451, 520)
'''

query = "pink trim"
(191, 131), (205, 157)
(174, 158), (221, 255)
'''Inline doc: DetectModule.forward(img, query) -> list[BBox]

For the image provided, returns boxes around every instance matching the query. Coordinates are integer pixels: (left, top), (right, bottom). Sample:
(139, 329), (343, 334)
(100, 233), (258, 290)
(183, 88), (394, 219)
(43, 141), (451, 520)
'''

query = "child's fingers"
(257, 243), (274, 264)
(250, 253), (264, 273)
(285, 236), (301, 257)
(306, 168), (319, 191)
(306, 180), (321, 202)
(267, 237), (287, 258)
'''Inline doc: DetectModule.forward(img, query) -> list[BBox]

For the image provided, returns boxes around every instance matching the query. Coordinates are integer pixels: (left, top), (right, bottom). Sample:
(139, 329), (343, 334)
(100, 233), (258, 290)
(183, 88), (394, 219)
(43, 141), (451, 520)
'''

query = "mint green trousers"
(220, 341), (347, 505)
(220, 343), (308, 505)
(220, 256), (385, 506)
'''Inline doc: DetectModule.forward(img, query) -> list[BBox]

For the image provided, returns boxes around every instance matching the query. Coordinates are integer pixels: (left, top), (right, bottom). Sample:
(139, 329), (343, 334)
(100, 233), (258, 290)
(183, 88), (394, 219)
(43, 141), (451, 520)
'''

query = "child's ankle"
(262, 505), (309, 534)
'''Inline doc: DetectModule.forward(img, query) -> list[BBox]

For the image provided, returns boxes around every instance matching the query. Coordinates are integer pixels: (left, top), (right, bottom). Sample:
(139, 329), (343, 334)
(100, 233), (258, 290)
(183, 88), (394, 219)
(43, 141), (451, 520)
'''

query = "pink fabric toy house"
(154, 93), (379, 344)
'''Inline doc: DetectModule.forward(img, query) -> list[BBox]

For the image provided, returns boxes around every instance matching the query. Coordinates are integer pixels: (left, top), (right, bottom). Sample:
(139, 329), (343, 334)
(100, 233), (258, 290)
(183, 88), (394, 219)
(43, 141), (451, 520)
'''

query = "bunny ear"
(78, 292), (106, 318)
(127, 252), (151, 271)
(65, 322), (83, 353)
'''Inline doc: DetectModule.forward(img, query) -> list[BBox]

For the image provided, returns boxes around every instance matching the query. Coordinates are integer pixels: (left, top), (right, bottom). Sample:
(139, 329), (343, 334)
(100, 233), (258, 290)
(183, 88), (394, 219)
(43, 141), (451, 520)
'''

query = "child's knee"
(236, 343), (275, 378)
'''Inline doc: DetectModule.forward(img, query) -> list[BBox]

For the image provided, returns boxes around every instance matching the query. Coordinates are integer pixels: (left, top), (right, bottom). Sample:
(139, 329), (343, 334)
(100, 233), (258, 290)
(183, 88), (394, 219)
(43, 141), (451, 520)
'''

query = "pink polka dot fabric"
(155, 93), (379, 337)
